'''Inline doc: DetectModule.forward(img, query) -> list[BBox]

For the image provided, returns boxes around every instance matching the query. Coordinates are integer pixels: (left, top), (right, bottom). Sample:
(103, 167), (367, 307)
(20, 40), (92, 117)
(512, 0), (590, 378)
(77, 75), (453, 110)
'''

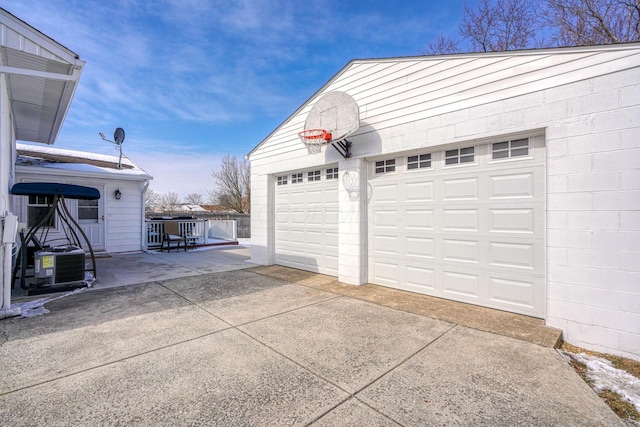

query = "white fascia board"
(0, 64), (82, 81)
(15, 164), (152, 182)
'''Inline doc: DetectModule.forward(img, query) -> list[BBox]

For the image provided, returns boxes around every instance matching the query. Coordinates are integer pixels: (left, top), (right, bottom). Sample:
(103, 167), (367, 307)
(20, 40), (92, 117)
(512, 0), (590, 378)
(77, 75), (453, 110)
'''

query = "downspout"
(1, 213), (21, 319)
(142, 179), (150, 252)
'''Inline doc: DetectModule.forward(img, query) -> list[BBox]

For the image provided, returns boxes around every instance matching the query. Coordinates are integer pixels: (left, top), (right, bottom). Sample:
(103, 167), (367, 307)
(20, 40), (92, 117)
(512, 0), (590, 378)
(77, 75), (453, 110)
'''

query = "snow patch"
(563, 351), (640, 413)
(16, 287), (87, 318)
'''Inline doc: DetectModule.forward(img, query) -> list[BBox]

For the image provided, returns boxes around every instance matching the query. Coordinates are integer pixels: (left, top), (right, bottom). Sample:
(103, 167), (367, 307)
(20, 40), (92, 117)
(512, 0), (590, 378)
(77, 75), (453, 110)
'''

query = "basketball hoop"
(298, 129), (332, 155)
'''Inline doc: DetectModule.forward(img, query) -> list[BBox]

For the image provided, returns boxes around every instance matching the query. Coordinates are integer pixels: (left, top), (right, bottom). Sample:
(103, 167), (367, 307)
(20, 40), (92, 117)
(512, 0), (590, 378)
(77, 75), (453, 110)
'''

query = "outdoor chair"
(161, 221), (187, 252)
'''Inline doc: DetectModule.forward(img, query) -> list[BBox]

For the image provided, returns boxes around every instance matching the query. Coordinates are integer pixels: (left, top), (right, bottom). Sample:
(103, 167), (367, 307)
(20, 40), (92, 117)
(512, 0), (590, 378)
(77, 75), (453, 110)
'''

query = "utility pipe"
(1, 214), (21, 319)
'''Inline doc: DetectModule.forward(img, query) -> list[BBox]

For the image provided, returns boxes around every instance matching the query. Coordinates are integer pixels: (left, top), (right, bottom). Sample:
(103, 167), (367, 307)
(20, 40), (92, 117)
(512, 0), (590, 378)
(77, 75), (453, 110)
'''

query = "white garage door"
(368, 137), (546, 317)
(275, 167), (339, 276)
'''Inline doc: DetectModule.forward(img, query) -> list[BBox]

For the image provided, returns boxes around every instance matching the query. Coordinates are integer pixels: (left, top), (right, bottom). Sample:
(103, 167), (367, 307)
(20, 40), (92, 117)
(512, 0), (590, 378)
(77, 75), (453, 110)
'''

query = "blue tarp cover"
(11, 182), (100, 200)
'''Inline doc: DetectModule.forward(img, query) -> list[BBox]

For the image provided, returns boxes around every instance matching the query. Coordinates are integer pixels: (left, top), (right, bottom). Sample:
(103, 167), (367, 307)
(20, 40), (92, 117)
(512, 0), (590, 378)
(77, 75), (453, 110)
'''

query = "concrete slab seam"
(308, 396), (405, 427)
(302, 323), (457, 427)
(0, 328), (234, 397)
(351, 322), (458, 396)
(156, 281), (236, 328)
(229, 293), (344, 328)
(232, 325), (354, 396)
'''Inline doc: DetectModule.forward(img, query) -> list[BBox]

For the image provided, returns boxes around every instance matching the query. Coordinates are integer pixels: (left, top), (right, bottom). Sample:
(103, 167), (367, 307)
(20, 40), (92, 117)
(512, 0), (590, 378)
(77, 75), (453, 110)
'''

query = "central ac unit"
(34, 246), (86, 286)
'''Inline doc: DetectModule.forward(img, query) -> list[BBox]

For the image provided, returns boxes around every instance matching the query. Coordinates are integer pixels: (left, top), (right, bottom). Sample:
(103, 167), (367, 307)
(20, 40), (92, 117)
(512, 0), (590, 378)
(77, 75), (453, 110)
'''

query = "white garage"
(368, 136), (545, 317)
(249, 43), (640, 361)
(274, 166), (339, 275)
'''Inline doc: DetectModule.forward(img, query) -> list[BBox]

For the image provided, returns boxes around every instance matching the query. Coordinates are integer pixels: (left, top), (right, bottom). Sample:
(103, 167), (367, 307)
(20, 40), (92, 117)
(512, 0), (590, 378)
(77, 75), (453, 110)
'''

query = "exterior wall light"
(115, 189), (122, 200)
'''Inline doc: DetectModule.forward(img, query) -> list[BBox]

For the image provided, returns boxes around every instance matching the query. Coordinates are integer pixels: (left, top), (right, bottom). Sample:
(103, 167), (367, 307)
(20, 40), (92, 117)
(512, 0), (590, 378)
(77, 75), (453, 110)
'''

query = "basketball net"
(298, 129), (332, 155)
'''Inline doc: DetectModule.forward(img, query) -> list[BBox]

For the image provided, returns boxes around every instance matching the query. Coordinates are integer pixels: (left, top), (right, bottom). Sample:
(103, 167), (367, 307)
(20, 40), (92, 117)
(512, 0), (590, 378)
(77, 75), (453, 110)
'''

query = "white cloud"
(133, 150), (223, 199)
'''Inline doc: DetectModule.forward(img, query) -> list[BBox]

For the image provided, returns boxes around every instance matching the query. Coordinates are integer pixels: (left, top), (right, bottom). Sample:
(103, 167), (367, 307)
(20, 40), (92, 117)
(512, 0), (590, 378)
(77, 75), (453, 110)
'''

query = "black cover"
(11, 182), (100, 200)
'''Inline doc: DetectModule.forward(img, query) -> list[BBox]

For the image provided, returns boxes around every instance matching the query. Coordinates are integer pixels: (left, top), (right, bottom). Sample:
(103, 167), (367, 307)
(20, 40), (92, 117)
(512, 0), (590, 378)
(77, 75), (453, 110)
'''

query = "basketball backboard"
(304, 91), (360, 143)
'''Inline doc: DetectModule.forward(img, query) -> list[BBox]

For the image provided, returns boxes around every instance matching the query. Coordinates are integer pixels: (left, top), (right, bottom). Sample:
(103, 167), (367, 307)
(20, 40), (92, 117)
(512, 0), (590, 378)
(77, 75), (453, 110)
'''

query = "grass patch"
(561, 342), (640, 424)
(599, 390), (640, 422)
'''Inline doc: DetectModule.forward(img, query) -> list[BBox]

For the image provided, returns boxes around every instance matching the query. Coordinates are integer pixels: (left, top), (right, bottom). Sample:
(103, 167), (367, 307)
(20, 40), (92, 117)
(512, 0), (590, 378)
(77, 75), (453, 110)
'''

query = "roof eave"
(15, 163), (152, 182)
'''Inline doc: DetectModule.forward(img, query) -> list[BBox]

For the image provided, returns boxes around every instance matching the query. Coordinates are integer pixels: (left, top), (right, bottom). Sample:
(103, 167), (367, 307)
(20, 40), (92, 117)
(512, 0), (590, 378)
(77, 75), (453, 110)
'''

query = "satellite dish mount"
(299, 91), (359, 159)
(99, 127), (126, 169)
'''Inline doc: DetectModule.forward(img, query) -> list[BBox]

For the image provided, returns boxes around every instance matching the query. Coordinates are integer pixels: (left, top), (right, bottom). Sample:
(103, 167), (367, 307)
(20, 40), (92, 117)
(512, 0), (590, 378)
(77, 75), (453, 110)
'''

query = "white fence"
(145, 219), (237, 249)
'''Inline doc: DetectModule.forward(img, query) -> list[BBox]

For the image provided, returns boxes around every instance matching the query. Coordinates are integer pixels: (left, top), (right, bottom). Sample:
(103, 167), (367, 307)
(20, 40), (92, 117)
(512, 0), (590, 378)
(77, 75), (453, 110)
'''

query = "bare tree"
(184, 193), (204, 205)
(460, 0), (541, 52)
(159, 192), (181, 215)
(426, 0), (638, 56)
(424, 34), (461, 55)
(145, 188), (160, 213)
(542, 0), (640, 46)
(208, 155), (250, 213)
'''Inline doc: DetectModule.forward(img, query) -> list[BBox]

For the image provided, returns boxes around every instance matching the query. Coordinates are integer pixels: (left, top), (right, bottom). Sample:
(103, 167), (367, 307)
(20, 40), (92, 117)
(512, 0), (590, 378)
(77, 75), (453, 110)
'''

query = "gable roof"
(0, 7), (85, 144)
(16, 143), (152, 181)
(247, 42), (640, 159)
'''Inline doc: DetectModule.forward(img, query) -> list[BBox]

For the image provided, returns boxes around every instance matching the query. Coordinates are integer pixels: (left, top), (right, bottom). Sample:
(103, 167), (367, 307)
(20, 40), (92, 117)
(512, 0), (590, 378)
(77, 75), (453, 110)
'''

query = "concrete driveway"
(0, 246), (622, 426)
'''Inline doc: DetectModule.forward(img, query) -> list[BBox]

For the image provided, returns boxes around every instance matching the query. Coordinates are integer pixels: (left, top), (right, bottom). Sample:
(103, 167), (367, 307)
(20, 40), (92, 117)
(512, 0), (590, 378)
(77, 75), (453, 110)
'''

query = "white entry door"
(368, 136), (546, 318)
(274, 167), (339, 276)
(77, 184), (105, 252)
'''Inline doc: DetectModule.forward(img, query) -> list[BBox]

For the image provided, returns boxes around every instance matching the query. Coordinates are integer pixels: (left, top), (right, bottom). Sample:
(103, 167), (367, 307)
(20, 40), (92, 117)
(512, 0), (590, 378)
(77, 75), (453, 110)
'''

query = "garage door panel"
(443, 177), (479, 200)
(371, 209), (400, 229)
(374, 183), (399, 202)
(372, 234), (398, 255)
(405, 265), (436, 291)
(306, 232), (324, 247)
(443, 271), (480, 298)
(371, 260), (399, 285)
(443, 209), (479, 231)
(489, 208), (535, 233)
(405, 236), (435, 259)
(488, 276), (538, 309)
(489, 241), (536, 270)
(325, 209), (339, 226)
(406, 209), (434, 229)
(405, 181), (434, 201)
(290, 230), (307, 245)
(489, 172), (535, 199)
(368, 140), (545, 318)
(324, 231), (339, 248)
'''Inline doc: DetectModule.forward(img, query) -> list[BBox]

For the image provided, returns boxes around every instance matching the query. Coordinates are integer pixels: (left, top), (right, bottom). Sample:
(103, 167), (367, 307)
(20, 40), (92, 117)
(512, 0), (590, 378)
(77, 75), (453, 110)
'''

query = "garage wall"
(544, 68), (640, 359)
(249, 44), (640, 360)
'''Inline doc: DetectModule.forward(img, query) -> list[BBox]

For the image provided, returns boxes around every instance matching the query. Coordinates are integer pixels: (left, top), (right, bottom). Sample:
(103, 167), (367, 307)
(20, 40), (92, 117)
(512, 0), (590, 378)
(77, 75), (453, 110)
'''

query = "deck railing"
(145, 219), (208, 250)
(145, 218), (237, 249)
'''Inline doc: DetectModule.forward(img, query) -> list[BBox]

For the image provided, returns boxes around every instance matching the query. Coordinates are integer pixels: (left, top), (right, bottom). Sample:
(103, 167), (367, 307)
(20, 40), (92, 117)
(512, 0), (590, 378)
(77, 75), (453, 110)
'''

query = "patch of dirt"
(561, 342), (640, 425)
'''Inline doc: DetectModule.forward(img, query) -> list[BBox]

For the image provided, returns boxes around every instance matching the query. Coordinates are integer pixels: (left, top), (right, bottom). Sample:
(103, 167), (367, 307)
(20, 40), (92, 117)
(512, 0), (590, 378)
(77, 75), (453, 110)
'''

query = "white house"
(0, 8), (84, 318)
(14, 143), (152, 253)
(248, 43), (640, 361)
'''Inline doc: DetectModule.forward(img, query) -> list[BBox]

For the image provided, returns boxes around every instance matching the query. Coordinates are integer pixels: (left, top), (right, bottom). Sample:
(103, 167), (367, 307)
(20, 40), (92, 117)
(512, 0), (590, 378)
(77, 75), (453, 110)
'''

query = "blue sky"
(9, 0), (469, 198)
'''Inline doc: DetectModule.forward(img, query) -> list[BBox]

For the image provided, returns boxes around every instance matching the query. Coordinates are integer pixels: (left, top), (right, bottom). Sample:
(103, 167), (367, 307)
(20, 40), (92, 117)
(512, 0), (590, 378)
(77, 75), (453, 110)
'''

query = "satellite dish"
(114, 127), (125, 145)
(98, 127), (127, 169)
